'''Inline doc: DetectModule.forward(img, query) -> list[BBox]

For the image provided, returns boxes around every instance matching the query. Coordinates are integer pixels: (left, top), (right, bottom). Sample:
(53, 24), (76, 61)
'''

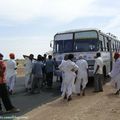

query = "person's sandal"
(6, 108), (20, 113)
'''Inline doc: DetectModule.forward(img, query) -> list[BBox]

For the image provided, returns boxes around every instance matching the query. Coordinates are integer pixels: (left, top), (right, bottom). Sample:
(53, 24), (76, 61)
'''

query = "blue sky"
(0, 0), (120, 59)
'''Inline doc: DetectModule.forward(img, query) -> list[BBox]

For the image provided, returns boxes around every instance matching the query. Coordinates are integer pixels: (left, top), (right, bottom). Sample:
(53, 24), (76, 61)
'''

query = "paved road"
(1, 77), (61, 118)
(1, 77), (99, 119)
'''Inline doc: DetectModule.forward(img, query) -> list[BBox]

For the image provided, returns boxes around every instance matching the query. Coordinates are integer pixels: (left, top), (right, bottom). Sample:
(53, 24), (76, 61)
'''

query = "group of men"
(23, 54), (55, 94)
(21, 51), (120, 101)
(0, 52), (56, 113)
(0, 51), (120, 113)
(59, 52), (120, 101)
(59, 54), (89, 101)
(0, 53), (19, 114)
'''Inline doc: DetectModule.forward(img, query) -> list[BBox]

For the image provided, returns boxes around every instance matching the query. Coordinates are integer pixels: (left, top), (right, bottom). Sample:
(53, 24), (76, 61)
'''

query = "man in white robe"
(23, 54), (34, 91)
(6, 53), (17, 94)
(75, 55), (88, 96)
(109, 52), (120, 95)
(58, 54), (78, 101)
(60, 55), (68, 93)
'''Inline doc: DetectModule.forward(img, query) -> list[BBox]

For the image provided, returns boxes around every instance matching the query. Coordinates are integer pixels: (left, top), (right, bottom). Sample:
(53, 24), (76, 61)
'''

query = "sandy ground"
(25, 83), (120, 120)
(17, 67), (25, 77)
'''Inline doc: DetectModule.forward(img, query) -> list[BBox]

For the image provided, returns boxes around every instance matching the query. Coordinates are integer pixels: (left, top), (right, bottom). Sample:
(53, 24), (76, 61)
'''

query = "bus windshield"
(54, 40), (73, 53)
(54, 39), (99, 53)
(53, 31), (99, 53)
(74, 39), (99, 52)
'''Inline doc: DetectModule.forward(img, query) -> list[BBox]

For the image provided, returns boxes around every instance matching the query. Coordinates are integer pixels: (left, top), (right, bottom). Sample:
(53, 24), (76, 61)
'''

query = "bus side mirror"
(50, 40), (53, 48)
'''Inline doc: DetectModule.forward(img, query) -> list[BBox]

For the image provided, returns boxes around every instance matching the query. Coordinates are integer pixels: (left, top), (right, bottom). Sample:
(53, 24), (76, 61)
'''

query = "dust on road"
(25, 82), (120, 120)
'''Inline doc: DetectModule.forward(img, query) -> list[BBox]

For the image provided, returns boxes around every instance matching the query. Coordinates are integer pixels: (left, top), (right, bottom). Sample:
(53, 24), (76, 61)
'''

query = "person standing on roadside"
(109, 52), (120, 95)
(23, 54), (34, 92)
(41, 54), (47, 87)
(45, 55), (54, 89)
(30, 55), (44, 94)
(93, 52), (103, 92)
(6, 53), (17, 95)
(0, 53), (20, 114)
(75, 55), (88, 96)
(58, 54), (79, 101)
(60, 55), (68, 94)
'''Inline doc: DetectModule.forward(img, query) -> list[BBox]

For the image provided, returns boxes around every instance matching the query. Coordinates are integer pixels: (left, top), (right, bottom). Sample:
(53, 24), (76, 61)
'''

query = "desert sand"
(25, 82), (120, 120)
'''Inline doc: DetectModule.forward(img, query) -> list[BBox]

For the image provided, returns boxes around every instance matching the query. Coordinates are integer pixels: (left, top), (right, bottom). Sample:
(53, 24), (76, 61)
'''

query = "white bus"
(51, 28), (120, 79)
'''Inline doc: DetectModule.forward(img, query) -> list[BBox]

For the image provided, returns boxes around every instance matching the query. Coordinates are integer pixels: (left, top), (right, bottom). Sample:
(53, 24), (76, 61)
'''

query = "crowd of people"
(0, 53), (20, 114)
(23, 54), (55, 94)
(0, 51), (120, 114)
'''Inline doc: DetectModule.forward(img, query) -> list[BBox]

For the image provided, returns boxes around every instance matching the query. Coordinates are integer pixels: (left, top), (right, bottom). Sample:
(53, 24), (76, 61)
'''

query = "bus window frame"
(106, 37), (110, 52)
(104, 36), (108, 51)
(99, 34), (104, 51)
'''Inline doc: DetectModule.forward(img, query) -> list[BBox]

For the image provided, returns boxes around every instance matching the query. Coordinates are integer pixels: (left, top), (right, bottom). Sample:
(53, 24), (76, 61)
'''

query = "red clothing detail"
(0, 60), (6, 84)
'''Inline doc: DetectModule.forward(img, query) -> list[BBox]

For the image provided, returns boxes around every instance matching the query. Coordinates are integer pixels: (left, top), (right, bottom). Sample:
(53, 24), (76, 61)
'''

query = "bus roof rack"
(106, 33), (117, 38)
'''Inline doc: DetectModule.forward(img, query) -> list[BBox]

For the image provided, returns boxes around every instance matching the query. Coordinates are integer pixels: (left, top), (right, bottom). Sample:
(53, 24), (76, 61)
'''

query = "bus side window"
(115, 41), (117, 52)
(99, 35), (104, 51)
(117, 42), (119, 52)
(118, 42), (120, 52)
(100, 41), (103, 51)
(116, 41), (118, 52)
(107, 42), (109, 51)
(112, 43), (114, 51)
(104, 37), (108, 51)
(113, 40), (116, 52)
(111, 39), (113, 51)
(106, 37), (110, 51)
(114, 41), (116, 52)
